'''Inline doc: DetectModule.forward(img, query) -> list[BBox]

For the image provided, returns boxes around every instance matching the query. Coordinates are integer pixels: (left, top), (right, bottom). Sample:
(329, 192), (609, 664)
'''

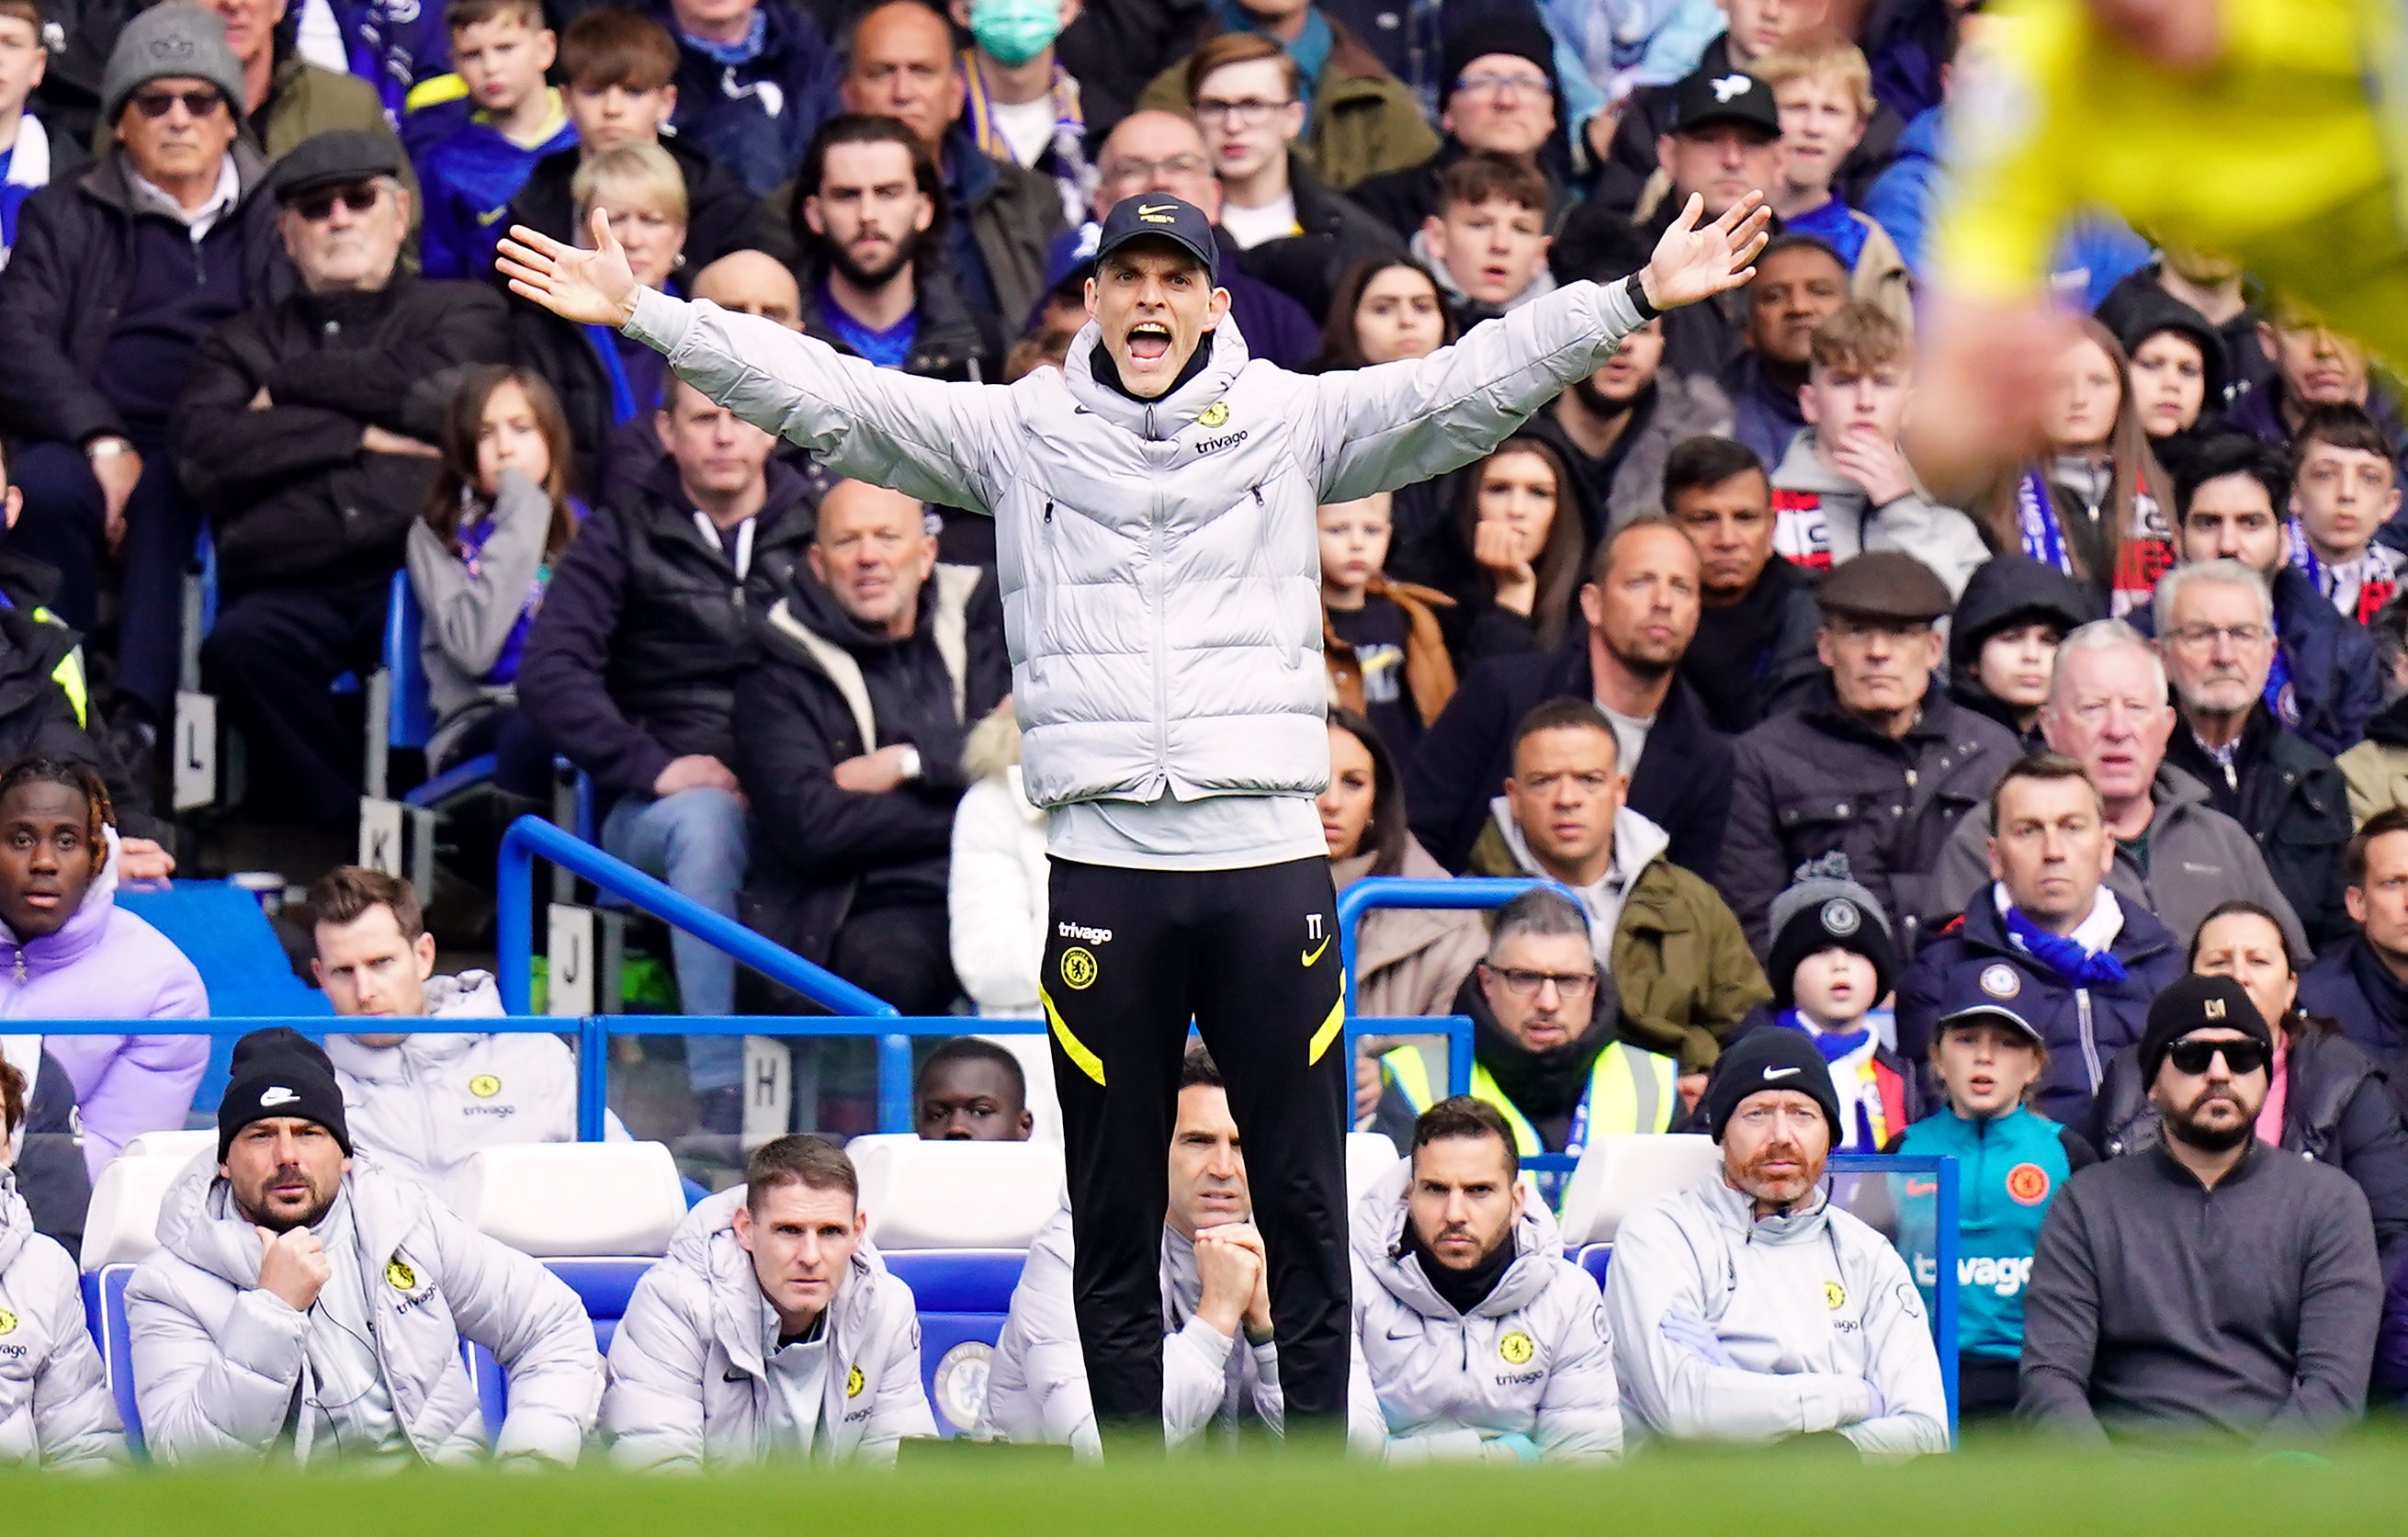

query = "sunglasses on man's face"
(2166, 1038), (2269, 1077)
(132, 87), (225, 119)
(289, 185), (381, 222)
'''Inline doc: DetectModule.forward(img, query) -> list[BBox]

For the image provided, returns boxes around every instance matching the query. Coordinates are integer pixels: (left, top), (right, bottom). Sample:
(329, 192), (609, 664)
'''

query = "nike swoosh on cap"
(1761, 1066), (1802, 1080)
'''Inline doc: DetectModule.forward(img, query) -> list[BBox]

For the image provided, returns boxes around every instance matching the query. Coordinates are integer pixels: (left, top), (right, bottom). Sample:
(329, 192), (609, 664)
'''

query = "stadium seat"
(1576, 1244), (1611, 1289)
(455, 1141), (686, 1258)
(1554, 1133), (1721, 1248)
(119, 1131), (218, 1162)
(883, 1249), (1028, 1438)
(850, 1137), (1065, 1250)
(82, 1152), (200, 1271)
(1347, 1131), (1400, 1207)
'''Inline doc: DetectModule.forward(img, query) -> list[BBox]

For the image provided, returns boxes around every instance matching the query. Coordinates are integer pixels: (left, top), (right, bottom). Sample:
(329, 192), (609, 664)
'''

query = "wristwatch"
(85, 436), (132, 462)
(896, 745), (922, 783)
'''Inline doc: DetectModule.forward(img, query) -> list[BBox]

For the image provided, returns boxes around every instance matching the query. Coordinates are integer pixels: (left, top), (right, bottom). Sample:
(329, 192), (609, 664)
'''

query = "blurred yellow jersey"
(1932, 0), (2408, 353)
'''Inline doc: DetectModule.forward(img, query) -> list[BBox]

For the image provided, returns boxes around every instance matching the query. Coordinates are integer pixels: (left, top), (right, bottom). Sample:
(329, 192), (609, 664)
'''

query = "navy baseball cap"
(1094, 194), (1218, 282)
(1932, 961), (2046, 1046)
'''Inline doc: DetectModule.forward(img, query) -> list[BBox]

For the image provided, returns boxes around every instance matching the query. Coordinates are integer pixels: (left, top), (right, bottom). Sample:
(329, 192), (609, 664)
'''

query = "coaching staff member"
(497, 187), (1769, 1451)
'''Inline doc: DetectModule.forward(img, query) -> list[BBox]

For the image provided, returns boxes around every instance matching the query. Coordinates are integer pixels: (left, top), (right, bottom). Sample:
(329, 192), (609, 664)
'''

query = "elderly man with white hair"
(1931, 618), (2306, 952)
(2154, 560), (2354, 951)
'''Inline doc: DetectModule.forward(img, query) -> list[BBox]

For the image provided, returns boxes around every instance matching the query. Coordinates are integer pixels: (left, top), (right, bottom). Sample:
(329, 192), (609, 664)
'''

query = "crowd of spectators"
(0, 0), (2404, 1463)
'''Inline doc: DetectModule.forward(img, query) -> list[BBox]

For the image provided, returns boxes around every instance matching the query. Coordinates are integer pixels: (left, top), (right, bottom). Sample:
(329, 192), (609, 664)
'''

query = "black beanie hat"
(1701, 1029), (1844, 1145)
(1441, 11), (1558, 97)
(2137, 974), (2272, 1085)
(1765, 863), (1899, 1010)
(218, 1027), (352, 1160)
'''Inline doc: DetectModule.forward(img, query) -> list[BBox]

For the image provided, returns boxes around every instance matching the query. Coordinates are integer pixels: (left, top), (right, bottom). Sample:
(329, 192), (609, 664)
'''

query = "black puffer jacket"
(2094, 1020), (2408, 1266)
(731, 561), (1010, 981)
(0, 593), (162, 841)
(518, 455), (816, 797)
(174, 277), (510, 593)
(0, 144), (293, 446)
(2162, 706), (2353, 954)
(1721, 681), (2023, 955)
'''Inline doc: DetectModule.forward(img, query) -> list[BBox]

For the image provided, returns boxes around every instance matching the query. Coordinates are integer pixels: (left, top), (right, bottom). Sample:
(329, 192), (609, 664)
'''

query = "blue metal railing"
(1337, 876), (1557, 1013)
(495, 814), (894, 1018)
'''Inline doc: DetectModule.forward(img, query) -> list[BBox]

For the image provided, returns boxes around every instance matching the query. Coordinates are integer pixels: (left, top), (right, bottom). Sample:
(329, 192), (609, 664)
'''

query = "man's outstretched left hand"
(1639, 192), (1773, 311)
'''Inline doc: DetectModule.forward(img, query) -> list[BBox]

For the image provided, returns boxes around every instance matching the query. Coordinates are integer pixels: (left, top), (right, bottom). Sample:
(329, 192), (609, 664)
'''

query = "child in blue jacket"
(1892, 967), (2096, 1419)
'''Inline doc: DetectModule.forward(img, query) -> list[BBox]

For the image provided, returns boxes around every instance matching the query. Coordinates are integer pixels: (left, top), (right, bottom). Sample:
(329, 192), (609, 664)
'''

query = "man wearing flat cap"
(1603, 1029), (1949, 1455)
(123, 1027), (603, 1464)
(2020, 975), (2383, 1444)
(173, 128), (509, 828)
(1719, 548), (2023, 956)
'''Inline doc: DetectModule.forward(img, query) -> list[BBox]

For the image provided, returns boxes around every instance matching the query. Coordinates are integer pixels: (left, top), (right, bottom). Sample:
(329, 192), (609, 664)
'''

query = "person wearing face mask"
(2020, 975), (2381, 1444)
(953, 0), (1092, 227)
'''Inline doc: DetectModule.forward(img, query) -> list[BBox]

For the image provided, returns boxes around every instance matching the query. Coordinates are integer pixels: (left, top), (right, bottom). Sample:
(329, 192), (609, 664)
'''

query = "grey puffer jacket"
(124, 1153), (601, 1464)
(404, 468), (560, 768)
(1347, 1160), (1621, 1460)
(622, 277), (1648, 812)
(0, 1175), (121, 1467)
(604, 1187), (933, 1467)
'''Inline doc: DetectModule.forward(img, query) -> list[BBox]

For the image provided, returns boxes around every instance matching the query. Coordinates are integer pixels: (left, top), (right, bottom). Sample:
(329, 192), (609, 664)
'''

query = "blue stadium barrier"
(1336, 876), (1558, 1016)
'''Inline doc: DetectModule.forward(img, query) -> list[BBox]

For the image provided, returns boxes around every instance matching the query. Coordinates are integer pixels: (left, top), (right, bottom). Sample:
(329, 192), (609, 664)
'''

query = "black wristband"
(1622, 271), (1659, 321)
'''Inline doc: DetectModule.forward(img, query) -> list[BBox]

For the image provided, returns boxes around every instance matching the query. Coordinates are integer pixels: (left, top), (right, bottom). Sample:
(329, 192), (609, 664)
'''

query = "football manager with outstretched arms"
(498, 187), (1768, 1452)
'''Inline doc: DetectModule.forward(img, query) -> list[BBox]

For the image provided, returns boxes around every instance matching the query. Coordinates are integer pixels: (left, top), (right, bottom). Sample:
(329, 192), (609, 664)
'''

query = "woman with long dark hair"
(406, 366), (587, 798)
(1308, 256), (1458, 371)
(1318, 708), (1485, 1020)
(1453, 437), (1584, 660)
(1983, 318), (2175, 618)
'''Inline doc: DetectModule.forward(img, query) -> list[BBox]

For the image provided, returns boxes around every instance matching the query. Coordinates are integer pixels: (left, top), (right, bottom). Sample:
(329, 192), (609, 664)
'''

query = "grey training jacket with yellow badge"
(0, 1175), (121, 1467)
(620, 277), (1648, 816)
(1347, 1160), (1622, 1461)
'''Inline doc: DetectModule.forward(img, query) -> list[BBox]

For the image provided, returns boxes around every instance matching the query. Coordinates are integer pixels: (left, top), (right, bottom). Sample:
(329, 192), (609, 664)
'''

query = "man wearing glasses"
(2156, 559), (2354, 951)
(2021, 974), (2381, 1444)
(1368, 882), (1708, 1204)
(172, 129), (509, 827)
(0, 3), (290, 766)
(1349, 13), (1564, 241)
(1181, 32), (1398, 319)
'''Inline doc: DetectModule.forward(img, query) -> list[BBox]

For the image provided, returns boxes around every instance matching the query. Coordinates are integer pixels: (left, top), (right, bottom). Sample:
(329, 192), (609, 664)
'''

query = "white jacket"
(980, 1207), (1293, 1452)
(949, 764), (1048, 1016)
(625, 277), (1647, 810)
(604, 1188), (933, 1467)
(0, 1176), (121, 1467)
(322, 973), (625, 1207)
(124, 1153), (602, 1464)
(1347, 1162), (1621, 1461)
(1604, 1172), (1948, 1456)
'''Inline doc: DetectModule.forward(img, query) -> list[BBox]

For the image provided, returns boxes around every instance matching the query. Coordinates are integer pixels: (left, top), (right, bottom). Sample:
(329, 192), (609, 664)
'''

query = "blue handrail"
(1336, 876), (1565, 1012)
(495, 814), (897, 1020)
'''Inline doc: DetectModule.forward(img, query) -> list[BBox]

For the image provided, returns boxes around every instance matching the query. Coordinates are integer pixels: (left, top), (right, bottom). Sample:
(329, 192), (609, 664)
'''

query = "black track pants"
(1041, 855), (1350, 1445)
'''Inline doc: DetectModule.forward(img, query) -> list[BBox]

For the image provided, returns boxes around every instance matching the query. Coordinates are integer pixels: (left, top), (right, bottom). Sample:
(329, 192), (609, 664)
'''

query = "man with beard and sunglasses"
(789, 114), (1000, 382)
(1605, 1029), (1948, 1454)
(123, 1028), (602, 1464)
(502, 171), (1767, 1456)
(2020, 976), (2382, 1443)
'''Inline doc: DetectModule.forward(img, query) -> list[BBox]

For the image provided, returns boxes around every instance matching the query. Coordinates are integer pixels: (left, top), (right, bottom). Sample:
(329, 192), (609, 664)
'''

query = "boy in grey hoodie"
(1770, 302), (1986, 596)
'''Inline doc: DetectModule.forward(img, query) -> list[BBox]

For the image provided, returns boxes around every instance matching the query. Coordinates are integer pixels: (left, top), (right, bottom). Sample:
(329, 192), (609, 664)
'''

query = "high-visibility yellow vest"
(1381, 1041), (1678, 1150)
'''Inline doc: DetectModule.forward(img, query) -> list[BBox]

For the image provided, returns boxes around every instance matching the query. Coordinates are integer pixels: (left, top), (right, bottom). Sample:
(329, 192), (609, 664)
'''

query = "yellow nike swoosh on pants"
(1301, 936), (1329, 966)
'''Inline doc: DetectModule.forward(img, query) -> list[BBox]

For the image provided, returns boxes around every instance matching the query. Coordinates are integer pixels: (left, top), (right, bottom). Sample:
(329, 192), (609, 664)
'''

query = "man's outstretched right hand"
(497, 209), (641, 329)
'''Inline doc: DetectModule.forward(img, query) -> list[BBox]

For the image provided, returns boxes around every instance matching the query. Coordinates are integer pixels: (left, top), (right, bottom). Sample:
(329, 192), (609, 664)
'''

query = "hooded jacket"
(0, 141), (294, 446)
(1945, 554), (2102, 744)
(1604, 1170), (1948, 1454)
(1722, 682), (2024, 956)
(1929, 763), (2309, 955)
(604, 1187), (933, 1467)
(2092, 1021), (2408, 1264)
(173, 274), (513, 594)
(732, 562), (1012, 970)
(322, 973), (614, 1208)
(1769, 434), (1990, 599)
(1346, 1159), (1620, 1460)
(7, 827), (209, 1179)
(124, 1152), (602, 1464)
(623, 270), (1653, 817)
(1894, 885), (2184, 1133)
(518, 454), (815, 797)
(1468, 802), (1769, 1070)
(979, 1206), (1283, 1452)
(0, 1174), (121, 1467)
(1332, 839), (1487, 1020)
